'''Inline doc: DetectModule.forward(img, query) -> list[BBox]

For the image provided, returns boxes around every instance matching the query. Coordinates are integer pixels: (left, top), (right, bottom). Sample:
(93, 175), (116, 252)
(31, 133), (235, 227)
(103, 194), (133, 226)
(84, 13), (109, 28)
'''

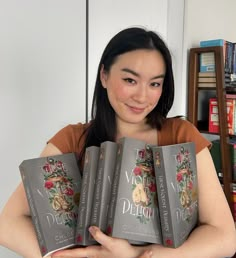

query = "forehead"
(112, 49), (166, 74)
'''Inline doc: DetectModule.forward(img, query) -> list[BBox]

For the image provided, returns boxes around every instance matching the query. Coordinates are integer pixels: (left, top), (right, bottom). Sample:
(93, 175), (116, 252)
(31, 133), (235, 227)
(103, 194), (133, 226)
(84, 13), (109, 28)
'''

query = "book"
(198, 82), (216, 88)
(198, 72), (216, 77)
(198, 77), (216, 83)
(152, 142), (198, 248)
(89, 141), (118, 240)
(199, 39), (234, 73)
(208, 98), (236, 135)
(106, 137), (163, 244)
(210, 139), (236, 181)
(200, 39), (226, 47)
(232, 183), (236, 222)
(75, 146), (100, 246)
(19, 153), (82, 257)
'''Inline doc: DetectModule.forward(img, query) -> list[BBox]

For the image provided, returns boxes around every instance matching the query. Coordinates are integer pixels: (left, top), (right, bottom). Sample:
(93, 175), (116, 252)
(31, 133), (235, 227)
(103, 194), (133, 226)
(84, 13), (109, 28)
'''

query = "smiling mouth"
(127, 105), (146, 114)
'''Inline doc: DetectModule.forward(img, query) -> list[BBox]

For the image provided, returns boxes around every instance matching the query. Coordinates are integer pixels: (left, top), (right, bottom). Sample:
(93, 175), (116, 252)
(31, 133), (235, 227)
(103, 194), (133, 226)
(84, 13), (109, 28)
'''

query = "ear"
(100, 65), (108, 88)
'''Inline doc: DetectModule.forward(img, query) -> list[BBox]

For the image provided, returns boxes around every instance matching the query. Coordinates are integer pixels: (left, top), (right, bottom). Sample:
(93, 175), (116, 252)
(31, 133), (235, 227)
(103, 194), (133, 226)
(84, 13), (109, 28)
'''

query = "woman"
(0, 27), (235, 258)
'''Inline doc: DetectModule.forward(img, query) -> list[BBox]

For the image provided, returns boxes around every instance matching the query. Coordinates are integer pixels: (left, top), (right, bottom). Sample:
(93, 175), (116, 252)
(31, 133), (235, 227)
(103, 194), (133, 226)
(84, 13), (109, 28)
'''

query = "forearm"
(0, 214), (43, 258)
(148, 224), (236, 258)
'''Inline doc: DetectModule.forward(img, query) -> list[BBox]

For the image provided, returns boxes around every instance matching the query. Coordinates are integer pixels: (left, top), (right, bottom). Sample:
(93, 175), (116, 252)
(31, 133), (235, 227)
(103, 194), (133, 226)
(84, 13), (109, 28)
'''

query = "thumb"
(89, 226), (112, 246)
(138, 250), (153, 258)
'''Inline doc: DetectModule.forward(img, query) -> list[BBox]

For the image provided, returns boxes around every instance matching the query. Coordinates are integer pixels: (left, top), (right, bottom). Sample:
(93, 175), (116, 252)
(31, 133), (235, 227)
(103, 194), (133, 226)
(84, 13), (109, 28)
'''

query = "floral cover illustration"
(175, 146), (197, 221)
(42, 157), (80, 228)
(131, 145), (157, 223)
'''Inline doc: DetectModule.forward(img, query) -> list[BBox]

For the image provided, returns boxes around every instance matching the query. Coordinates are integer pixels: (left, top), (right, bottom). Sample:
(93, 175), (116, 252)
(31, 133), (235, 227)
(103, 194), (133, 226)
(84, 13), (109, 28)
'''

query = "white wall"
(0, 1), (86, 257)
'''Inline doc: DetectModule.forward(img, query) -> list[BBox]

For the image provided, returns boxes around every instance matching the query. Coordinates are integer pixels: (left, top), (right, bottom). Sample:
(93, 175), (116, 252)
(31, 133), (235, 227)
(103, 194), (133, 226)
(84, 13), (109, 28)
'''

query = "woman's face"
(100, 49), (166, 125)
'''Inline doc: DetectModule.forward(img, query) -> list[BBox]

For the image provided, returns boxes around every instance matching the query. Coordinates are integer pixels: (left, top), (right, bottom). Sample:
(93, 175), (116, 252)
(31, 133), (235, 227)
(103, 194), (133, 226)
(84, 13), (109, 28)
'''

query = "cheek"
(148, 89), (162, 105)
(108, 83), (130, 101)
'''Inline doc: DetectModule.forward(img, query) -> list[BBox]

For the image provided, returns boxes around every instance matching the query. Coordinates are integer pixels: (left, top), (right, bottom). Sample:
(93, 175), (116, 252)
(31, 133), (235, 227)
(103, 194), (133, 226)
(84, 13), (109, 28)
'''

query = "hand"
(51, 226), (151, 258)
(138, 250), (153, 258)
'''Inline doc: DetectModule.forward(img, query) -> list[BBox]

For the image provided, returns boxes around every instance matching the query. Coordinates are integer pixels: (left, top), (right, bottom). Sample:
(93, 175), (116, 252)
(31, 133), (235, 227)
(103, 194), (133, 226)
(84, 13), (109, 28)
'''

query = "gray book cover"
(76, 146), (100, 246)
(90, 141), (118, 240)
(106, 137), (162, 244)
(152, 142), (198, 248)
(19, 153), (82, 257)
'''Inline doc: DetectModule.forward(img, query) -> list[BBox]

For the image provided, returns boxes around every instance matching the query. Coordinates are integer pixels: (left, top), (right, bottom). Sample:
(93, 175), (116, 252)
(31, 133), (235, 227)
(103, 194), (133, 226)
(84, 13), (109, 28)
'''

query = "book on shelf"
(198, 77), (216, 83)
(210, 139), (236, 181)
(89, 141), (118, 242)
(208, 98), (236, 135)
(200, 39), (227, 47)
(19, 153), (82, 257)
(198, 72), (216, 77)
(76, 146), (100, 246)
(198, 82), (216, 88)
(199, 39), (235, 74)
(232, 183), (236, 222)
(152, 142), (198, 248)
(106, 137), (163, 245)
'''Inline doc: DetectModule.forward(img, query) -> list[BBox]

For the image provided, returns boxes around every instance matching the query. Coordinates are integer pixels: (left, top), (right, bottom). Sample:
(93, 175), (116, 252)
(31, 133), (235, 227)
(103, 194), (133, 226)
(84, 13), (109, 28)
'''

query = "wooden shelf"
(187, 46), (234, 215)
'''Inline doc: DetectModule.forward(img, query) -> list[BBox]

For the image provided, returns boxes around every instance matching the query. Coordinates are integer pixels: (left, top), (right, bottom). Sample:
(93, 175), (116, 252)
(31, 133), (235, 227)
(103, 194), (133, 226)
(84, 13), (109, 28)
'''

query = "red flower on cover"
(133, 166), (142, 176)
(76, 234), (82, 243)
(44, 181), (54, 189)
(43, 163), (51, 173)
(138, 149), (145, 159)
(106, 225), (112, 235)
(187, 180), (193, 190)
(41, 246), (47, 254)
(176, 172), (183, 182)
(165, 238), (173, 246)
(64, 187), (74, 196)
(57, 160), (63, 167)
(176, 153), (184, 163)
(149, 182), (156, 192)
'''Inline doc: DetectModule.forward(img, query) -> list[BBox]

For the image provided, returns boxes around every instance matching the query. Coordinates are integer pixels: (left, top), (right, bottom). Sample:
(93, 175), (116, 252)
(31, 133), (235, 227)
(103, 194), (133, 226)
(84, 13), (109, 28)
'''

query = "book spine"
(90, 142), (117, 233)
(20, 171), (48, 257)
(106, 142), (122, 236)
(90, 156), (104, 227)
(76, 146), (99, 246)
(233, 43), (236, 74)
(200, 39), (224, 47)
(153, 148), (175, 247)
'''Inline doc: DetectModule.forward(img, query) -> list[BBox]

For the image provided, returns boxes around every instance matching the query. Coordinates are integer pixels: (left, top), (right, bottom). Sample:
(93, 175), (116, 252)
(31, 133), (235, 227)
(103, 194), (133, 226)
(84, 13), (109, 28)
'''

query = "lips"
(127, 104), (146, 114)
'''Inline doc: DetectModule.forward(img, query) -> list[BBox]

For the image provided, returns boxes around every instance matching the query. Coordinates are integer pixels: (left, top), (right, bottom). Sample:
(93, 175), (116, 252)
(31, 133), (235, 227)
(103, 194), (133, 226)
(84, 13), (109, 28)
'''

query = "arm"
(52, 147), (236, 258)
(0, 143), (62, 258)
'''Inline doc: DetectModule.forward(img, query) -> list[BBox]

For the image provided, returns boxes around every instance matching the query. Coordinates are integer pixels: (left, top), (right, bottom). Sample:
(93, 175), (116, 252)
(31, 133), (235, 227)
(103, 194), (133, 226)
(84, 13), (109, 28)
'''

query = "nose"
(133, 84), (147, 103)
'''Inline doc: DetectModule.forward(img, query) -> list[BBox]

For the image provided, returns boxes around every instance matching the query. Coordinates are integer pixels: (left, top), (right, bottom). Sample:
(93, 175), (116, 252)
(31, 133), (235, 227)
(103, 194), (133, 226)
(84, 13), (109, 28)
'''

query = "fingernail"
(146, 250), (153, 257)
(89, 226), (96, 235)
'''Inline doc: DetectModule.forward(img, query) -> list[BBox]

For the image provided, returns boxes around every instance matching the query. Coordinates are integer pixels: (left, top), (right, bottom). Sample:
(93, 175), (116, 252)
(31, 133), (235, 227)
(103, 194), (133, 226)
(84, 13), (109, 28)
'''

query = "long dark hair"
(78, 27), (174, 167)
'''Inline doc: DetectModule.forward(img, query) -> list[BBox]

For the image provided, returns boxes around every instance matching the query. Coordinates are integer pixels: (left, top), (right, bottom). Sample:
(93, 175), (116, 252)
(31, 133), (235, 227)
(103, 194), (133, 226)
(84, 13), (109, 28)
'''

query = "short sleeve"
(48, 123), (88, 154)
(158, 118), (211, 154)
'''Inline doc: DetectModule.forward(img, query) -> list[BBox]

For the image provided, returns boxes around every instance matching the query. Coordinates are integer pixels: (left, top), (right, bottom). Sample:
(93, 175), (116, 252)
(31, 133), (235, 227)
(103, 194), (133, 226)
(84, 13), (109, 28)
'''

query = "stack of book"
(199, 39), (236, 88)
(19, 139), (198, 256)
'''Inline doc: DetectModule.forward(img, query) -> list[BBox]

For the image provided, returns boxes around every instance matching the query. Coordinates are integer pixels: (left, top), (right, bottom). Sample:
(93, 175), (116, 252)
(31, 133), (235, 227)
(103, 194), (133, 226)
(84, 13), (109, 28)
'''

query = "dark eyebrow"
(121, 68), (165, 80)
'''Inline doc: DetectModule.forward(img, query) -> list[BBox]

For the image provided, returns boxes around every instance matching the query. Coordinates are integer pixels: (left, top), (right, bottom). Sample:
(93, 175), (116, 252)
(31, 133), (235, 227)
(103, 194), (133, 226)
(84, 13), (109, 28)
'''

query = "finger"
(89, 226), (113, 247)
(138, 250), (153, 258)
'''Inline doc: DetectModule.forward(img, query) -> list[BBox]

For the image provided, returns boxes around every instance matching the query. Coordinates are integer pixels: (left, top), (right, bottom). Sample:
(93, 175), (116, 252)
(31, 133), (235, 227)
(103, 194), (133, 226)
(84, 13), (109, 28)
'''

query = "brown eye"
(150, 82), (161, 87)
(124, 78), (136, 84)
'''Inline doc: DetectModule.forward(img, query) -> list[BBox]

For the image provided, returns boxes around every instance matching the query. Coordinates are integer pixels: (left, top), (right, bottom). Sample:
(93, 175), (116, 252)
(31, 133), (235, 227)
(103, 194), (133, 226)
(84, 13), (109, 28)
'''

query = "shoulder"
(158, 117), (211, 153)
(48, 122), (91, 154)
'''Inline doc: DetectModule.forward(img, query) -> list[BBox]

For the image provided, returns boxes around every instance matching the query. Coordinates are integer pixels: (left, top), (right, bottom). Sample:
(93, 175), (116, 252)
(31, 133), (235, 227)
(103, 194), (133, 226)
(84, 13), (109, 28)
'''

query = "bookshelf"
(187, 46), (234, 216)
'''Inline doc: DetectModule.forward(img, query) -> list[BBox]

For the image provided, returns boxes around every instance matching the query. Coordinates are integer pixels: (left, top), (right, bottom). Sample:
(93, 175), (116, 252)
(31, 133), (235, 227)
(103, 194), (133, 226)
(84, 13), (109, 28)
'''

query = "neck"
(116, 119), (157, 145)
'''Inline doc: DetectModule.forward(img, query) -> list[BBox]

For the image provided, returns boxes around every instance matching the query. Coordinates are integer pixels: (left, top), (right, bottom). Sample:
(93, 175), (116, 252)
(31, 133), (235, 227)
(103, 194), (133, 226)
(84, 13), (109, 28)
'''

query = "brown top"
(48, 117), (211, 157)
